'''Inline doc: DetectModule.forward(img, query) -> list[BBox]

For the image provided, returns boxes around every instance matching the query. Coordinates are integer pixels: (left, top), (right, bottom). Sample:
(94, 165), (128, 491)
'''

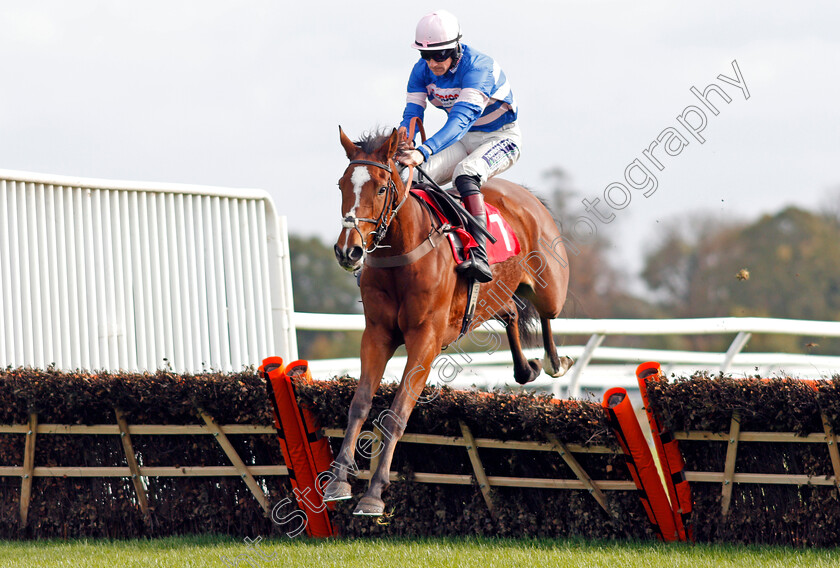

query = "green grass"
(0, 536), (837, 568)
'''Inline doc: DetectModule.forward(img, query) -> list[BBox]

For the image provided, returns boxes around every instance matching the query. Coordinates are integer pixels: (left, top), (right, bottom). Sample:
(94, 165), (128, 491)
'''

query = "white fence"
(296, 313), (840, 398)
(0, 169), (297, 373)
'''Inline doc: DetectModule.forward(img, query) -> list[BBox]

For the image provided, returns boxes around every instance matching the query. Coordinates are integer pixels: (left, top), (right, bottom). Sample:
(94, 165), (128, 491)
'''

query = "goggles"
(420, 48), (456, 62)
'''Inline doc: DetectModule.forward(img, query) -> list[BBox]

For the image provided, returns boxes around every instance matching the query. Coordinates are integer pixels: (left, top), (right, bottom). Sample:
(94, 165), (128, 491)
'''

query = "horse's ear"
(376, 128), (401, 161)
(339, 126), (358, 159)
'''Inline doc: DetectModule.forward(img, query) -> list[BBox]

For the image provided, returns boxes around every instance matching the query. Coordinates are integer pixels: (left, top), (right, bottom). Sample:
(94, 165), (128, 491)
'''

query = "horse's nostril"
(334, 244), (343, 261)
(348, 246), (363, 262)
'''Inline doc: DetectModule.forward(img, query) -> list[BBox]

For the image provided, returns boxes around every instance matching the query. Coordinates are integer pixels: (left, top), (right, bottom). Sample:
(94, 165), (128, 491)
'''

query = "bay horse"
(324, 126), (573, 515)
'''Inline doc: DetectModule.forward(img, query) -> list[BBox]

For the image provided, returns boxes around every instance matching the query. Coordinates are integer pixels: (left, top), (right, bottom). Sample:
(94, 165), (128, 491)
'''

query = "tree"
(641, 213), (747, 317)
(819, 185), (840, 229)
(642, 206), (840, 353)
(288, 235), (362, 359)
(289, 235), (362, 315)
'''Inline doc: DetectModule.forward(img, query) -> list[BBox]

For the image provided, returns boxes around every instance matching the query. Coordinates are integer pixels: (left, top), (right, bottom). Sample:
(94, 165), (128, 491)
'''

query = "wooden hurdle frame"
(13, 404), (838, 534)
(0, 414), (637, 526)
(0, 412), (288, 526)
(15, 373), (838, 536)
(321, 425), (633, 517)
(675, 411), (840, 517)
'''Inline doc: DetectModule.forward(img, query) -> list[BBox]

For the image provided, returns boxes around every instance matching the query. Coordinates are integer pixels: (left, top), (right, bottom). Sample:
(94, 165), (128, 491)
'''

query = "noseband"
(342, 159), (409, 253)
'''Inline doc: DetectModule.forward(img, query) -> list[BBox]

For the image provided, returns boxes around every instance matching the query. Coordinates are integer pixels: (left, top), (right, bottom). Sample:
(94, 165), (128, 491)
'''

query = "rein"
(343, 118), (439, 267)
(364, 193), (449, 268)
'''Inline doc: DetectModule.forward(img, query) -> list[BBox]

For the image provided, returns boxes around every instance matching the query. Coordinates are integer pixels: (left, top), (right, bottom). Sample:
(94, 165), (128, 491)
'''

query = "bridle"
(342, 158), (410, 253)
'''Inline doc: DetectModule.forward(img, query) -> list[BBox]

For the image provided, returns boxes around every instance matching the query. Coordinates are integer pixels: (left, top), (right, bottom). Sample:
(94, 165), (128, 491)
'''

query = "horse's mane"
(354, 128), (394, 154)
(520, 185), (559, 221)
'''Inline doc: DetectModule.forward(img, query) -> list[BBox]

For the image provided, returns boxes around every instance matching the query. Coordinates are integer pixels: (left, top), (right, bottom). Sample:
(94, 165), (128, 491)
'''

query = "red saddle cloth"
(411, 189), (520, 265)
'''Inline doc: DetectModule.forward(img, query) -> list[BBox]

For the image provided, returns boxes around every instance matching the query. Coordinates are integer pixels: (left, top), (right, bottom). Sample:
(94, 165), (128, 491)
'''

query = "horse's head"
(334, 127), (405, 272)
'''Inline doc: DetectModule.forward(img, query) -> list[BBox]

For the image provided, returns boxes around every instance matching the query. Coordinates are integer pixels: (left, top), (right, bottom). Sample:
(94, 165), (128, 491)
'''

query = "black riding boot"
(455, 176), (493, 283)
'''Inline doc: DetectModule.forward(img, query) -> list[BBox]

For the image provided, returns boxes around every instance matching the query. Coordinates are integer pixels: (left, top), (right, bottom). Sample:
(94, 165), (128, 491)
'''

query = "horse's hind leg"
(502, 307), (542, 385)
(541, 317), (574, 378)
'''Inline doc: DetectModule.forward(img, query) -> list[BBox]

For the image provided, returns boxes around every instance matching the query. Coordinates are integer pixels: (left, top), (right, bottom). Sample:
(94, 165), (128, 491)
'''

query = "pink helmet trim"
(412, 10), (461, 50)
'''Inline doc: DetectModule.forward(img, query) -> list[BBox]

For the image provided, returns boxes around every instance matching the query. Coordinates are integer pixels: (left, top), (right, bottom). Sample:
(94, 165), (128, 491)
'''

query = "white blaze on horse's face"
(348, 166), (371, 220)
(335, 164), (377, 271)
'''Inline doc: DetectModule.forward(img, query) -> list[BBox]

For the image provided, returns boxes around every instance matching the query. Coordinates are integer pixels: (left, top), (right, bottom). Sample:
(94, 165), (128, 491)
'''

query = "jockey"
(396, 10), (521, 284)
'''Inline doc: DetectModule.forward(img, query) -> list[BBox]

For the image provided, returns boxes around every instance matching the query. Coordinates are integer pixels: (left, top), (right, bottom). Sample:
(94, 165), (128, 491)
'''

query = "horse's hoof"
(515, 359), (542, 385)
(352, 495), (385, 516)
(544, 355), (574, 378)
(322, 480), (352, 502)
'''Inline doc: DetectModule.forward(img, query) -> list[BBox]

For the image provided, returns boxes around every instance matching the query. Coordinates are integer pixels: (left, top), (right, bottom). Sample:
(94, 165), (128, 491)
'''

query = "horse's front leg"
(323, 325), (396, 501)
(354, 326), (440, 515)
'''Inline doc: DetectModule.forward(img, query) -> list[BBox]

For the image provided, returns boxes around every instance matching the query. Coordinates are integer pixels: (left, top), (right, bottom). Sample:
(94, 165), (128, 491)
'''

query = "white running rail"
(0, 169), (297, 373)
(295, 313), (840, 397)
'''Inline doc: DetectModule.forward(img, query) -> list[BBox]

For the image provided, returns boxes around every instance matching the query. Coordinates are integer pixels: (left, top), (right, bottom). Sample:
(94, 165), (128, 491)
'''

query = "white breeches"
(419, 122), (522, 186)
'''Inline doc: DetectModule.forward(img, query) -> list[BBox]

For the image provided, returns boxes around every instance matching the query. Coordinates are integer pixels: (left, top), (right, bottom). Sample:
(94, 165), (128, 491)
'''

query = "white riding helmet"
(412, 10), (461, 50)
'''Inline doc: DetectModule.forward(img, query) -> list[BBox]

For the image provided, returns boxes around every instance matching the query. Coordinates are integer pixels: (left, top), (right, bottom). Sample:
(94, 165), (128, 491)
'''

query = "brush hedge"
(0, 369), (651, 541)
(0, 367), (284, 539)
(646, 372), (840, 547)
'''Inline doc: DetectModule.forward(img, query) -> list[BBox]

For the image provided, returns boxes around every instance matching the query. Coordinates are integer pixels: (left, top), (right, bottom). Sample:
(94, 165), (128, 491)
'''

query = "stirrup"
(456, 256), (493, 283)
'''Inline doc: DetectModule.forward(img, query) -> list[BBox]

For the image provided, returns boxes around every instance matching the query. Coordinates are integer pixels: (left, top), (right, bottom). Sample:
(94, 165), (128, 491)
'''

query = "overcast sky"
(2, 1), (839, 286)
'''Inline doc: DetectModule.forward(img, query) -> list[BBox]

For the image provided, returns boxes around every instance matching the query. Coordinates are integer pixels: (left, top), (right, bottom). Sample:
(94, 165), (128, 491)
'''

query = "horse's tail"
(515, 295), (541, 348)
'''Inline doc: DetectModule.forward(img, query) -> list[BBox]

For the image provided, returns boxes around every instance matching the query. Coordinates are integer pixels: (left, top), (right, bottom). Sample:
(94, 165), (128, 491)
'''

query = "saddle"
(409, 183), (520, 265)
(411, 182), (471, 230)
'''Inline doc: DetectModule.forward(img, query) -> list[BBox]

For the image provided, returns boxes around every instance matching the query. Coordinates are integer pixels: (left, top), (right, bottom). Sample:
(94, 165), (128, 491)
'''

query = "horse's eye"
(377, 186), (387, 195)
